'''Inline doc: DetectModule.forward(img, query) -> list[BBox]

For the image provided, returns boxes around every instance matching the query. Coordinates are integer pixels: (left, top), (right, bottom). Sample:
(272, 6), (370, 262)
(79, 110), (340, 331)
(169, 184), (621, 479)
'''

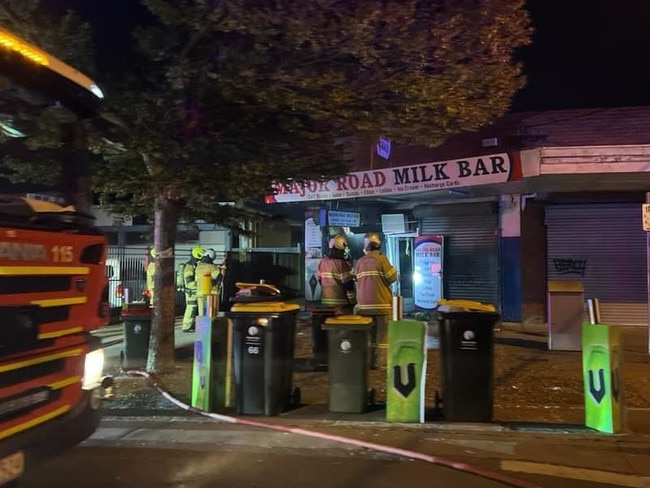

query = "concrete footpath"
(93, 316), (650, 487)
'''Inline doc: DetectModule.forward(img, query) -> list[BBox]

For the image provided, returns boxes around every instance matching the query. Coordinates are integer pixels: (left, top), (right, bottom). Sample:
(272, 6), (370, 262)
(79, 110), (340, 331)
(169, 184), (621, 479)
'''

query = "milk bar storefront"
(266, 151), (523, 316)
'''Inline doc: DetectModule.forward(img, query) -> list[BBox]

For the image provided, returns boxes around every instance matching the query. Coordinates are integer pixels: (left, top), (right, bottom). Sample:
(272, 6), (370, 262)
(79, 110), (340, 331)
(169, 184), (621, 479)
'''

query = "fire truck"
(0, 27), (112, 485)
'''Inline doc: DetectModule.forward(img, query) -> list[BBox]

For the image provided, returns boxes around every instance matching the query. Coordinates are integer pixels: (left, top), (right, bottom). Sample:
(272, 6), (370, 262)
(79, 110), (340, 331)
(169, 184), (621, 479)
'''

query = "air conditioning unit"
(381, 214), (407, 234)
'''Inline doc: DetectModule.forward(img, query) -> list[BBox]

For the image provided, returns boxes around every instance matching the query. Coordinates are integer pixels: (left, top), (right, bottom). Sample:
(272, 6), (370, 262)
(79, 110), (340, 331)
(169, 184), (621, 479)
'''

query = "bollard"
(206, 294), (218, 318)
(391, 295), (403, 321)
(192, 274), (231, 410)
(586, 298), (602, 325)
(581, 297), (626, 433)
(200, 272), (212, 296)
(386, 318), (426, 423)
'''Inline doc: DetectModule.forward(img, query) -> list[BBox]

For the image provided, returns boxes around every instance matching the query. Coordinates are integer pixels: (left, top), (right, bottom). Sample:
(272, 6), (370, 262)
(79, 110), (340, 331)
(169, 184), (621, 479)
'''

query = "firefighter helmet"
(191, 246), (204, 259)
(149, 247), (156, 258)
(363, 232), (381, 250)
(328, 234), (347, 251)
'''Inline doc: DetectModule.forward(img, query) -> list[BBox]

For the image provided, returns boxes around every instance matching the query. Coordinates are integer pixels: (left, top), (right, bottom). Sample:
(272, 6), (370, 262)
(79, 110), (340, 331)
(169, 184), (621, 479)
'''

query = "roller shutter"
(419, 203), (499, 306)
(546, 203), (647, 327)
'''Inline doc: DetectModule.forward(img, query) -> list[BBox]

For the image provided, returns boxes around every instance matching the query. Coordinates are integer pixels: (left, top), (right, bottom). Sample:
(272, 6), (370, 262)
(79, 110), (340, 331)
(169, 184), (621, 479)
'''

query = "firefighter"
(181, 246), (203, 332)
(195, 249), (223, 317)
(145, 247), (156, 307)
(354, 232), (397, 368)
(317, 234), (355, 314)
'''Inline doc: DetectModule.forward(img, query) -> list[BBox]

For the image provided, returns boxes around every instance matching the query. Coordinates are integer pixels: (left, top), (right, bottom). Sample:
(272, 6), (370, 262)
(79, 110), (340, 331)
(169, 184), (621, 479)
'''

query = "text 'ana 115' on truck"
(0, 26), (113, 485)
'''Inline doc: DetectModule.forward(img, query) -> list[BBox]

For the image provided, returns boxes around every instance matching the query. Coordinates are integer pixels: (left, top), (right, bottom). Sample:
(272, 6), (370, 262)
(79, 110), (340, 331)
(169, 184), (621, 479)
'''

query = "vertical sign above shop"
(642, 203), (650, 231)
(376, 137), (392, 160)
(413, 235), (444, 310)
(643, 202), (650, 345)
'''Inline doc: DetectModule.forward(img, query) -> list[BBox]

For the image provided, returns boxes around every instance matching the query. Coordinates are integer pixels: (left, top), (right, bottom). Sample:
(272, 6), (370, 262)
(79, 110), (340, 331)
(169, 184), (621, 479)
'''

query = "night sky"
(512, 0), (650, 111)
(51, 0), (650, 113)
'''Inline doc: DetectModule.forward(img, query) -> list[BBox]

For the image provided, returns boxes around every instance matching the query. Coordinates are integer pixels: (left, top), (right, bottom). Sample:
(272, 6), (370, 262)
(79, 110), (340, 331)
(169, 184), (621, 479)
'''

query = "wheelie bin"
(436, 299), (500, 422)
(121, 302), (152, 370)
(322, 314), (374, 413)
(227, 282), (300, 416)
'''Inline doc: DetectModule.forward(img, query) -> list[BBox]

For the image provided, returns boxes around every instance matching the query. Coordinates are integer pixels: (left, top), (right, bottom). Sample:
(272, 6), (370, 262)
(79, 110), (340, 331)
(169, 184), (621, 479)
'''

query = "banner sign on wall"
(265, 152), (515, 203)
(413, 235), (444, 310)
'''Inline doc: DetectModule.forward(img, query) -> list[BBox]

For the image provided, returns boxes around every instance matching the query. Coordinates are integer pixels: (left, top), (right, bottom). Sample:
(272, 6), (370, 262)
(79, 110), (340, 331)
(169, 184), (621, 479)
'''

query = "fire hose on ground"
(121, 368), (543, 488)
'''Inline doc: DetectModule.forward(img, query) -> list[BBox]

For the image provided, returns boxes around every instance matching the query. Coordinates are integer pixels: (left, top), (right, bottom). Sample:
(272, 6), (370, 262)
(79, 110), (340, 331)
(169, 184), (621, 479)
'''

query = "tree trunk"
(146, 194), (180, 373)
(61, 120), (92, 213)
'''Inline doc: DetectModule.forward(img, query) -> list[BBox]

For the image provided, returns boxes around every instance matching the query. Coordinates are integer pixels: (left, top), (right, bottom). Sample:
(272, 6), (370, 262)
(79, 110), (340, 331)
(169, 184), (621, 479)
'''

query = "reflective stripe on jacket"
(354, 250), (397, 315)
(317, 256), (355, 307)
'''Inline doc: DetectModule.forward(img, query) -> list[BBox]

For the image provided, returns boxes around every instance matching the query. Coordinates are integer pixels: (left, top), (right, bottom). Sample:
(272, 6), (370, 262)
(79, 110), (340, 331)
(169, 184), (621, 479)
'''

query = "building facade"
(267, 106), (650, 329)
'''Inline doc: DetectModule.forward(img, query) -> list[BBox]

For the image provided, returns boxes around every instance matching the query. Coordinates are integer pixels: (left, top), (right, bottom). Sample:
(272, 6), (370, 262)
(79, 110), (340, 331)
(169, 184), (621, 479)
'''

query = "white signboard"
(266, 152), (514, 203)
(643, 204), (650, 231)
(304, 217), (322, 251)
(304, 215), (323, 302)
(328, 210), (360, 227)
(413, 235), (443, 310)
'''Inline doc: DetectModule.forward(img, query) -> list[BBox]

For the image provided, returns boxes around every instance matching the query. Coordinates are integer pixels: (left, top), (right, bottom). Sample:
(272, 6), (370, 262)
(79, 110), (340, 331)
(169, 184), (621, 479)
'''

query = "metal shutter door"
(420, 203), (499, 306)
(546, 204), (647, 326)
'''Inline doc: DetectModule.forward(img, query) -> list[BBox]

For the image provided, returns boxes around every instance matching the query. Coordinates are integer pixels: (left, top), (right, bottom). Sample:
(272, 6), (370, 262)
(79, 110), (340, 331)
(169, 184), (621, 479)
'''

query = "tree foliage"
(97, 0), (530, 222)
(0, 0), (531, 373)
(217, 0), (530, 143)
(92, 0), (530, 373)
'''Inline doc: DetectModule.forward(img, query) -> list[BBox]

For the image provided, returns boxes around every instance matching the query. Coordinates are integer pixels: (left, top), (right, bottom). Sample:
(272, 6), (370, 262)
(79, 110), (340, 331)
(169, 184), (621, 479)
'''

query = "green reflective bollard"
(191, 314), (230, 411)
(581, 322), (626, 433)
(386, 319), (427, 423)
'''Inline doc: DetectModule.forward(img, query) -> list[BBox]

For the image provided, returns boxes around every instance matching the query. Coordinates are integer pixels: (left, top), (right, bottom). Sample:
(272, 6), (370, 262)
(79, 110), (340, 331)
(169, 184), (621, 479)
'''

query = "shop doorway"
(385, 233), (417, 313)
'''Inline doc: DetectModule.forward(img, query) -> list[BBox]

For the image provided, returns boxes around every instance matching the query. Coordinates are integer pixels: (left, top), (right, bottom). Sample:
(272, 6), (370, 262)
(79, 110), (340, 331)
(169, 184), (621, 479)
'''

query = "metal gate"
(106, 247), (148, 320)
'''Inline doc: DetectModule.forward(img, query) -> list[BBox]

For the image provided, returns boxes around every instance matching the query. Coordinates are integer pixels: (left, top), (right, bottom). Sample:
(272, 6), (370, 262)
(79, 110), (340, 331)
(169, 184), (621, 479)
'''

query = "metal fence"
(106, 246), (148, 322)
(105, 245), (304, 322)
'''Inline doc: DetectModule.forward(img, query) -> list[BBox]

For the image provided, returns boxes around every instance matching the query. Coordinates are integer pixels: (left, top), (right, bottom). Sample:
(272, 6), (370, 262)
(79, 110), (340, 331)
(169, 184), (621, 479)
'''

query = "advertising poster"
(304, 211), (323, 302)
(413, 235), (444, 310)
